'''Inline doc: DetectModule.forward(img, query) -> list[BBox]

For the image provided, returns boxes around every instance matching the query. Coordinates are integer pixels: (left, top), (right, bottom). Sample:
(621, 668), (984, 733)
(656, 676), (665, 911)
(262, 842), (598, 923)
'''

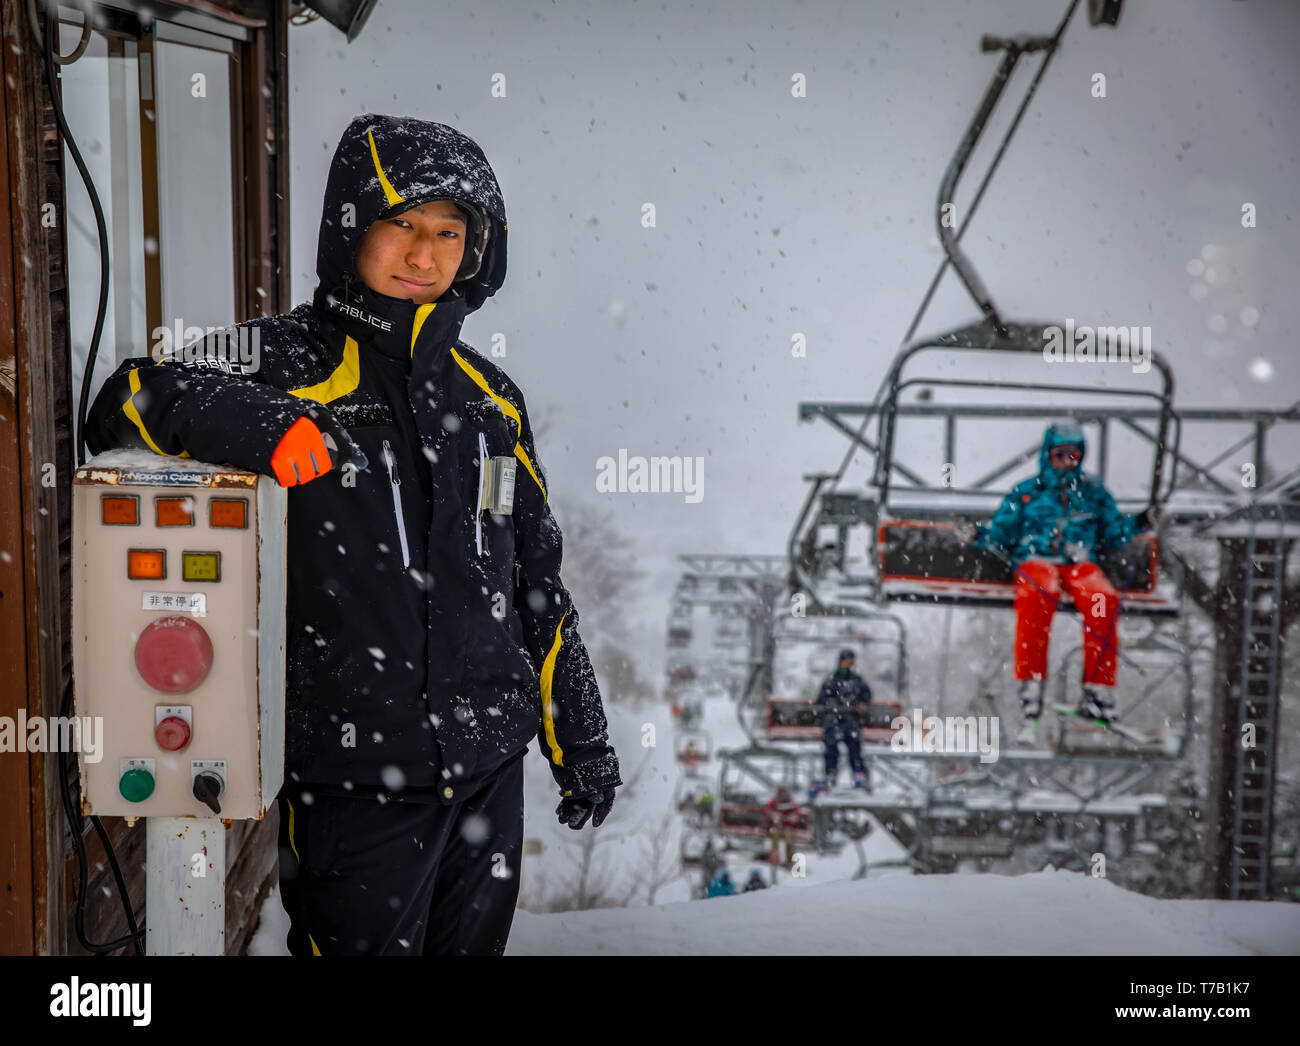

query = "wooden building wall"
(1, 0), (293, 955)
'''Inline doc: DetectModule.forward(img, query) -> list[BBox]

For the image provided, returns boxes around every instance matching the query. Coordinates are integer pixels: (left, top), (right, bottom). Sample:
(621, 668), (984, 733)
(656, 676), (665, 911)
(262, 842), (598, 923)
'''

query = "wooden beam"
(1, 0), (71, 955)
(0, 271), (36, 956)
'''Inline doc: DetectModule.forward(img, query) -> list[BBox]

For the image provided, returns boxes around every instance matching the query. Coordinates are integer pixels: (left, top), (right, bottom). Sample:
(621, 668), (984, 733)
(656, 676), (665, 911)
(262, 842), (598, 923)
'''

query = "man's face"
(839, 656), (854, 670)
(353, 199), (467, 305)
(1049, 443), (1083, 471)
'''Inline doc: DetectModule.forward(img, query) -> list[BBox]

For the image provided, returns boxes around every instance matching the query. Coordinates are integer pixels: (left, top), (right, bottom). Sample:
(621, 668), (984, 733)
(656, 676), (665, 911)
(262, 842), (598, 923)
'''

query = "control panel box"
(72, 449), (286, 819)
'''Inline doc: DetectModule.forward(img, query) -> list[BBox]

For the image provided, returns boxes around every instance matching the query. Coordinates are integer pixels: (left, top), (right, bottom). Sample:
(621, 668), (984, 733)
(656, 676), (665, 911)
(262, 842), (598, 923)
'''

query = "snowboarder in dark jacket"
(85, 113), (621, 955)
(813, 649), (871, 792)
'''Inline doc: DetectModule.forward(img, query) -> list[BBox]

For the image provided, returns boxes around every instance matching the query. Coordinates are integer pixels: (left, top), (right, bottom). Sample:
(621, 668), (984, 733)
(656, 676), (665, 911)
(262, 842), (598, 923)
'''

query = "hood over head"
(313, 114), (508, 333)
(1038, 419), (1087, 478)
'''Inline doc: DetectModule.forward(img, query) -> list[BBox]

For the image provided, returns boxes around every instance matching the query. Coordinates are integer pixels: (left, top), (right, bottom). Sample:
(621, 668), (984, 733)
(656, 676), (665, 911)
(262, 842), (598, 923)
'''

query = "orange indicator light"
(209, 498), (248, 529)
(156, 497), (195, 527)
(127, 549), (166, 579)
(101, 495), (139, 525)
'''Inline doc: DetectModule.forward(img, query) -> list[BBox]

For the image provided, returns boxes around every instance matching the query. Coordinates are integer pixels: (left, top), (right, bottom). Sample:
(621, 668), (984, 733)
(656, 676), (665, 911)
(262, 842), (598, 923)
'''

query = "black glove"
(1136, 506), (1160, 532)
(556, 788), (615, 830)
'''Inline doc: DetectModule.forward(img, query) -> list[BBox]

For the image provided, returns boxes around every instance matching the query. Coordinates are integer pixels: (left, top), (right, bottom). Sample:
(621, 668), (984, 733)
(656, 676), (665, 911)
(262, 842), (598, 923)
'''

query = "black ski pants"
(823, 719), (866, 782)
(276, 752), (525, 956)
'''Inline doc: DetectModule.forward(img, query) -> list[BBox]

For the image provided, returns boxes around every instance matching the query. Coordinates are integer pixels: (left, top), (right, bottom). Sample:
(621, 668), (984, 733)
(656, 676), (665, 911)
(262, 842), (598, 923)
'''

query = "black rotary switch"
(193, 771), (223, 815)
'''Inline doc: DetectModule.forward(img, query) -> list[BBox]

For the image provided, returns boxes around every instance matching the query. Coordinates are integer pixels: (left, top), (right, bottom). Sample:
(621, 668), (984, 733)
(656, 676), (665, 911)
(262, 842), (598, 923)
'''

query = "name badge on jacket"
(480, 456), (516, 515)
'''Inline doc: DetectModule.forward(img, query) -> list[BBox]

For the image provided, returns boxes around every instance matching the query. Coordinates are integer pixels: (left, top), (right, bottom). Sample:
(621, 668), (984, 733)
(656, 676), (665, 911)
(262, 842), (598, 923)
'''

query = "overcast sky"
(287, 0), (1300, 659)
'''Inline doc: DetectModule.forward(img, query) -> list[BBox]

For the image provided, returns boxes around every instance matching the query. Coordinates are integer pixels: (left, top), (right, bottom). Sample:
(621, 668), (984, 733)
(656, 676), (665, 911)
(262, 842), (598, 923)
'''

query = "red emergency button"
(134, 615), (214, 694)
(155, 715), (192, 751)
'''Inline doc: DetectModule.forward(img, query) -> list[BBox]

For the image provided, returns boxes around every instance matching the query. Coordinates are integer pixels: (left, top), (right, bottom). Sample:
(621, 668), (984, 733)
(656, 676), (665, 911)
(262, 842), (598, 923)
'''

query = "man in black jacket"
(85, 114), (621, 955)
(813, 649), (871, 794)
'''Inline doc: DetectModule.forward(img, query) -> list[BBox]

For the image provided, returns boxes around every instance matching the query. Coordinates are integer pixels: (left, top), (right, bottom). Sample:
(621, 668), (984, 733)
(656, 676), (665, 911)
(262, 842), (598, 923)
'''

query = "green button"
(119, 767), (155, 802)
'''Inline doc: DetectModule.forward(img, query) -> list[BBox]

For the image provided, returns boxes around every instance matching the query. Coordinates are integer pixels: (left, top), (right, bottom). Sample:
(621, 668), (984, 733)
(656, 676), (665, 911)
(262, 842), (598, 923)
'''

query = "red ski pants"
(1013, 559), (1120, 687)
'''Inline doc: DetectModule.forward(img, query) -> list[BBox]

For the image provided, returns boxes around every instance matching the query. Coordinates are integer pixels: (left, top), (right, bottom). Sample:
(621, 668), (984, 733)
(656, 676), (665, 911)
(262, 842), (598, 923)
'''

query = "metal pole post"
(146, 816), (225, 955)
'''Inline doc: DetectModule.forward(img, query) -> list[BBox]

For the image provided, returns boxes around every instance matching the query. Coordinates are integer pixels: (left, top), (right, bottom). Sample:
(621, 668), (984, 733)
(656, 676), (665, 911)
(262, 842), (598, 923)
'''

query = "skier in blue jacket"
(707, 868), (737, 897)
(964, 421), (1157, 727)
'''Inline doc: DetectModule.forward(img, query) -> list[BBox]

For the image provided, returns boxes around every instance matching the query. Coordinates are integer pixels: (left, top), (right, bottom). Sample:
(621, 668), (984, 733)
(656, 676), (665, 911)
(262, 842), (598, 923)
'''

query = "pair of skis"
(1018, 705), (1150, 746)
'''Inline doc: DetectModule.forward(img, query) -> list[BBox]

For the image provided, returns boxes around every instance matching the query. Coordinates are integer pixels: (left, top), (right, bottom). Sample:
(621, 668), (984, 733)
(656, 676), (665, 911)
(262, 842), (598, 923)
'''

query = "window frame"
(55, 1), (263, 357)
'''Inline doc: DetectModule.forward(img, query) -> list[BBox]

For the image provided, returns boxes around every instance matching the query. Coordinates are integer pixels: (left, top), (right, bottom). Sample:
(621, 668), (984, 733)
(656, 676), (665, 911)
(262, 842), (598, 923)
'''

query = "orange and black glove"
(271, 415), (340, 487)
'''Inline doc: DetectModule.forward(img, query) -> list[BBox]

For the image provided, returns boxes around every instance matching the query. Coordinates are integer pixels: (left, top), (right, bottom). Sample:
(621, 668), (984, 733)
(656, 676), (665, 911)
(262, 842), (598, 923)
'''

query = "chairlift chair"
(863, 11), (1178, 618)
(676, 731), (714, 765)
(715, 752), (815, 847)
(764, 608), (910, 741)
(666, 625), (693, 649)
(871, 328), (1181, 617)
(673, 771), (715, 810)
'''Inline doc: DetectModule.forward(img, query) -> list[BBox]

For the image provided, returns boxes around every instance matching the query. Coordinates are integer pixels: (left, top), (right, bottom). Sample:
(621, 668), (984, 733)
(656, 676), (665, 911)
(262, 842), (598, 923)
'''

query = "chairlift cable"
(831, 0), (1082, 487)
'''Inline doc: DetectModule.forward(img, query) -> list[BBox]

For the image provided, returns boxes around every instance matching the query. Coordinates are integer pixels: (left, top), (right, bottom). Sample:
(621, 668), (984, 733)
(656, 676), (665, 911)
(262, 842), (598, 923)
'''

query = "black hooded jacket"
(816, 669), (872, 727)
(85, 114), (622, 804)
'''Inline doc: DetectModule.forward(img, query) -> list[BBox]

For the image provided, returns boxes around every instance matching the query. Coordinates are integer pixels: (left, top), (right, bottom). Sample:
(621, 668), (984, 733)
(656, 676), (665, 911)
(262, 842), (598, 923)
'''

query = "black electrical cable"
(41, 1), (144, 955)
(59, 678), (145, 955)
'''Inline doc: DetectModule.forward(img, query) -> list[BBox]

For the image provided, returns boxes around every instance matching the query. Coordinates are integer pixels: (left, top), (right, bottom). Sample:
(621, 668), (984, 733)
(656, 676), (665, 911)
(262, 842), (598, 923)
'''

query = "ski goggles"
(451, 201), (491, 283)
(1049, 444), (1083, 462)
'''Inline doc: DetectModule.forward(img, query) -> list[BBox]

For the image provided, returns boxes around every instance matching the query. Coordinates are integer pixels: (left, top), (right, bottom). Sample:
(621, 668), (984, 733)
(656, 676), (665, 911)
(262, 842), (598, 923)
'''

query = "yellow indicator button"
(182, 551), (221, 582)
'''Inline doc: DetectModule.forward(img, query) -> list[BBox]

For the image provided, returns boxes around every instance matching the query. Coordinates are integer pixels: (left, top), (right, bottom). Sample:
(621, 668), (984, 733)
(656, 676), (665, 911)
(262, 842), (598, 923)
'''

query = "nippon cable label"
(117, 469), (215, 487)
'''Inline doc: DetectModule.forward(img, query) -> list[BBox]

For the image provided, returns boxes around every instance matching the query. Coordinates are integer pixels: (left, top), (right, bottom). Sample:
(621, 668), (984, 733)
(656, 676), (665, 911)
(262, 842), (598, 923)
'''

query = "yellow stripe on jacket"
(123, 368), (191, 458)
(448, 347), (547, 501)
(539, 610), (567, 766)
(367, 130), (406, 208)
(285, 798), (322, 955)
(288, 337), (361, 403)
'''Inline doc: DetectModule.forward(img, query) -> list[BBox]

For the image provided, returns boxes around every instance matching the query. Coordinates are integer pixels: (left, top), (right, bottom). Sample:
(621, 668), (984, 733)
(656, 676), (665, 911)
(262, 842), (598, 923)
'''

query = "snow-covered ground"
(251, 868), (1300, 956)
(505, 868), (1300, 956)
(247, 683), (1300, 956)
